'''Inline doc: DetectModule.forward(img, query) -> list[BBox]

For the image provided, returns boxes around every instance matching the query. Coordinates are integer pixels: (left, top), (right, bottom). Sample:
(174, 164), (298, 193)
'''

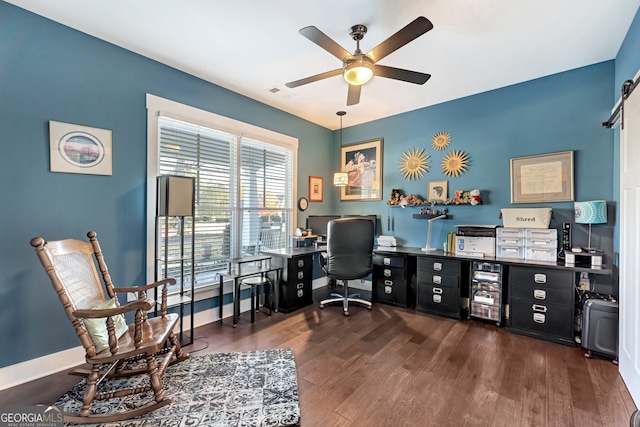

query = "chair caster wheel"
(319, 304), (324, 309)
(343, 311), (349, 316)
(367, 306), (372, 310)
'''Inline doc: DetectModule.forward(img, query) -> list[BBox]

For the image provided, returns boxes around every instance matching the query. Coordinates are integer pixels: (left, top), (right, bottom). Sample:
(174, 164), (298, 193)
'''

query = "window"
(146, 94), (298, 292)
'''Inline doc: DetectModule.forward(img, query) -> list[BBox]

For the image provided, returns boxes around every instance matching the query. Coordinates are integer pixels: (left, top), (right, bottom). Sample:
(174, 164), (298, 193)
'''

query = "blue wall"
(0, 3), (333, 367)
(1, 1), (638, 369)
(333, 62), (615, 251)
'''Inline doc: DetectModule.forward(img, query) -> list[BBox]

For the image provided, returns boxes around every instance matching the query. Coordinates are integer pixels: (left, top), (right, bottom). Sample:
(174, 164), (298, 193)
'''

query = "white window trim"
(145, 94), (299, 293)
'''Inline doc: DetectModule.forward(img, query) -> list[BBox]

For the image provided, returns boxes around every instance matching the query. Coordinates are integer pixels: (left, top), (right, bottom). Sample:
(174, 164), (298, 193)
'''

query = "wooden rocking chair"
(30, 231), (189, 424)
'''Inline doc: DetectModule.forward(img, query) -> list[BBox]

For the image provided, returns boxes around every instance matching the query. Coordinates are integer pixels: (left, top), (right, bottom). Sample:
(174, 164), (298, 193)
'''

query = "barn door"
(619, 77), (640, 407)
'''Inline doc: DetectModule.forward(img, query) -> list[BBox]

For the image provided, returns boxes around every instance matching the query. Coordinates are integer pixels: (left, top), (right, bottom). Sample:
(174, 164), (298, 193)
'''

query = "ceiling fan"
(285, 16), (433, 106)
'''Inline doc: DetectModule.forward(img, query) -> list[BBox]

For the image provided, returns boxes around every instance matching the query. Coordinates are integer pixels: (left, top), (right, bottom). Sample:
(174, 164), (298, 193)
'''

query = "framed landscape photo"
(309, 176), (323, 202)
(428, 180), (448, 203)
(340, 138), (383, 201)
(510, 150), (574, 203)
(49, 120), (112, 175)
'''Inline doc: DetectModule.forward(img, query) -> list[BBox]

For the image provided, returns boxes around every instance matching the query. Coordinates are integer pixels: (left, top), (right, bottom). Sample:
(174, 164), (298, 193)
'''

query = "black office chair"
(319, 218), (374, 316)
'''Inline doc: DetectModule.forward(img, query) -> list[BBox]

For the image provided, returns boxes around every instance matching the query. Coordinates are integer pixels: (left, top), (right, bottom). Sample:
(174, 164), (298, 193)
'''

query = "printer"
(454, 225), (497, 257)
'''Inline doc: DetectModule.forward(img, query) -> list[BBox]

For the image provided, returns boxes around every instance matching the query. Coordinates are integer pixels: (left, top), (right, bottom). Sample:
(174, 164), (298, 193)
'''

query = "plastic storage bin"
(525, 247), (557, 261)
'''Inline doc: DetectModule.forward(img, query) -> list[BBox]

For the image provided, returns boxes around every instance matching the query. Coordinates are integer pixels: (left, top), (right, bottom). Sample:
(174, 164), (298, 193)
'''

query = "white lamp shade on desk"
(574, 200), (607, 225)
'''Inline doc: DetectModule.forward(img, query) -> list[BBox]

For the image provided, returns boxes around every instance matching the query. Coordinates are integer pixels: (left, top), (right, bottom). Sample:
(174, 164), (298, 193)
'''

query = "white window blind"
(158, 117), (292, 291)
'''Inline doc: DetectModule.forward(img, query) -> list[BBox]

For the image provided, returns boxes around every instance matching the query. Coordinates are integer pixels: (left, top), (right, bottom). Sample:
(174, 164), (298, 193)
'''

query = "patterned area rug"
(54, 348), (301, 426)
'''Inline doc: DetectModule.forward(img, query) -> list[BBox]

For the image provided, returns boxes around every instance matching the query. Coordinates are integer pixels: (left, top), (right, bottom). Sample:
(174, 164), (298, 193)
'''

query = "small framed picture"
(49, 120), (112, 175)
(428, 180), (448, 203)
(309, 176), (323, 202)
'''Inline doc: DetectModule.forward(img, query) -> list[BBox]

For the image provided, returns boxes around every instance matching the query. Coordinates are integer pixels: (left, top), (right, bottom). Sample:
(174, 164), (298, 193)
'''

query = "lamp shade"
(157, 175), (195, 217)
(574, 200), (607, 224)
(333, 172), (348, 187)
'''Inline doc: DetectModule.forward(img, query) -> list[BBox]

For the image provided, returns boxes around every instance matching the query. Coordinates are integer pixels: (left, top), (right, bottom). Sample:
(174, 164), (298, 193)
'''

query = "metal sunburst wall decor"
(442, 150), (469, 177)
(431, 131), (451, 150)
(399, 147), (430, 180)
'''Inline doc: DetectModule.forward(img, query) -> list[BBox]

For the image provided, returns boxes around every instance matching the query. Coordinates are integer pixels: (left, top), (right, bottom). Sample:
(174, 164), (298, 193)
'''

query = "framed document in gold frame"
(510, 150), (574, 204)
(339, 138), (383, 201)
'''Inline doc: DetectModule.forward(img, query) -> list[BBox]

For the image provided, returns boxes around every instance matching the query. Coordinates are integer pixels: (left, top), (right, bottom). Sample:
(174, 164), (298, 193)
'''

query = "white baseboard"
(0, 298), (249, 391)
(1, 280), (371, 391)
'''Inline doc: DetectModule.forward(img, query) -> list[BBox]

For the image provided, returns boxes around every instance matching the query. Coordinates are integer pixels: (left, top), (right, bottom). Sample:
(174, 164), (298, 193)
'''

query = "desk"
(373, 246), (612, 346)
(218, 255), (282, 327)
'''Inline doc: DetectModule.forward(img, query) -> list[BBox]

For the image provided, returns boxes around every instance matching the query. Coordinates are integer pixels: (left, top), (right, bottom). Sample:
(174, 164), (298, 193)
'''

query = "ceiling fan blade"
(374, 65), (431, 85)
(299, 26), (352, 61)
(285, 69), (343, 88)
(366, 16), (433, 63)
(347, 84), (361, 106)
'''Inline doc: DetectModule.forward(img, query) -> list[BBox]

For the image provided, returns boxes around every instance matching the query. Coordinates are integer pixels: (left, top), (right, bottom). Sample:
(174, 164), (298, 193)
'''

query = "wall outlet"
(579, 272), (590, 291)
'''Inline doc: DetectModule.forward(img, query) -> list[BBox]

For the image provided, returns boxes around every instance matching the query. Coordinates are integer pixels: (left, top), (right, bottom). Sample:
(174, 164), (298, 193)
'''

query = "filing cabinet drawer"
(373, 254), (405, 268)
(416, 283), (460, 318)
(419, 272), (459, 289)
(509, 298), (573, 341)
(509, 267), (573, 289)
(418, 257), (460, 275)
(510, 282), (572, 306)
(374, 265), (406, 281)
(374, 278), (410, 308)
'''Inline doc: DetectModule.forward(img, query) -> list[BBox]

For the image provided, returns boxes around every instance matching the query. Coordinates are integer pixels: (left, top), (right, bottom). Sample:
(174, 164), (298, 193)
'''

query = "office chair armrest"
(319, 251), (328, 273)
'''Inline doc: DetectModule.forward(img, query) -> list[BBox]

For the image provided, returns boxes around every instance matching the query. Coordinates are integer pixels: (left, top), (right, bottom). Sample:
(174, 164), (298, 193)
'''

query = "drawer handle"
(532, 304), (547, 313)
(433, 275), (442, 284)
(296, 282), (304, 289)
(533, 312), (546, 324)
(384, 285), (392, 294)
(433, 262), (442, 271)
(433, 287), (443, 294)
(297, 272), (304, 279)
(433, 294), (442, 303)
(384, 269), (391, 277)
(384, 257), (391, 265)
(297, 259), (304, 267)
(297, 289), (304, 297)
(534, 273), (547, 284)
(533, 289), (546, 300)
(384, 279), (393, 285)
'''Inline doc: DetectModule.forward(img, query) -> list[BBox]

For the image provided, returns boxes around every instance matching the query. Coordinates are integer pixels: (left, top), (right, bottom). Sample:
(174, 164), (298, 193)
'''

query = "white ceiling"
(6, 0), (640, 130)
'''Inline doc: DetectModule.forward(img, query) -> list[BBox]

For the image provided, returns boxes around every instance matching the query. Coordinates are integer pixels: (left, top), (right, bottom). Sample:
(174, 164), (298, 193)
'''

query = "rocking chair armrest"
(73, 298), (154, 319)
(113, 278), (177, 294)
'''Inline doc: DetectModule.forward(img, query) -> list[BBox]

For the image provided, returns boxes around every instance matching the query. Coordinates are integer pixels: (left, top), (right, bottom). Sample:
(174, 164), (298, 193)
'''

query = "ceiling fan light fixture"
(343, 57), (374, 86)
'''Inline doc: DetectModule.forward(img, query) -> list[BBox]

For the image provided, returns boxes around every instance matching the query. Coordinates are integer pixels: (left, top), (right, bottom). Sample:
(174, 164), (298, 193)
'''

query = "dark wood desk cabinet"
(416, 256), (468, 320)
(372, 253), (416, 308)
(262, 248), (315, 313)
(508, 265), (575, 346)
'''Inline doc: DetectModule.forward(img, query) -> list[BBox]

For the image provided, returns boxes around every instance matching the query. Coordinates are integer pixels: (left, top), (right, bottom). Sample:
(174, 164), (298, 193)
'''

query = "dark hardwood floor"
(1, 287), (636, 426)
